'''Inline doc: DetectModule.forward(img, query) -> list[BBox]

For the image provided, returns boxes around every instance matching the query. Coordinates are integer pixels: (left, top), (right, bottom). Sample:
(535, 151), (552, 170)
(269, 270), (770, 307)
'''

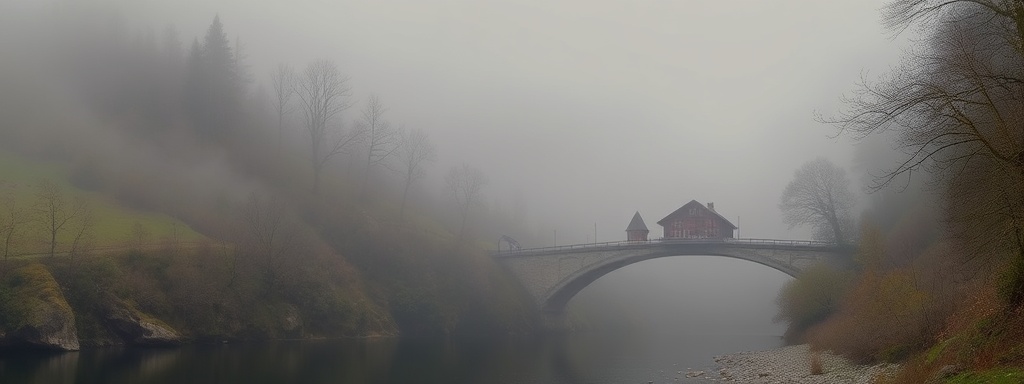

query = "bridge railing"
(491, 237), (836, 256)
(727, 238), (834, 247)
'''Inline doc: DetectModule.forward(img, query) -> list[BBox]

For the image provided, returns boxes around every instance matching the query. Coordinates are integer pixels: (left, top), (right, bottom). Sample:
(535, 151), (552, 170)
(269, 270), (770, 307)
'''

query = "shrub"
(809, 268), (931, 363)
(810, 352), (824, 375)
(775, 264), (852, 343)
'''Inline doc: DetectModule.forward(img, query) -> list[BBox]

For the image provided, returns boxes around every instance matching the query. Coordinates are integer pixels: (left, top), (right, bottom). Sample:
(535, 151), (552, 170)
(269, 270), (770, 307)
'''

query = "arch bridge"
(492, 238), (855, 330)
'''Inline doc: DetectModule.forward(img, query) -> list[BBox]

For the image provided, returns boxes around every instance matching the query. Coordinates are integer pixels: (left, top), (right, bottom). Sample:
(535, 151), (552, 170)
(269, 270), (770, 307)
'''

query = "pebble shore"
(683, 344), (897, 383)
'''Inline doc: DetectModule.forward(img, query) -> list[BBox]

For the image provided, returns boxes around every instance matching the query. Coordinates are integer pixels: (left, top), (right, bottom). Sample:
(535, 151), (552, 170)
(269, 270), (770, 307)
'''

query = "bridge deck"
(492, 238), (842, 257)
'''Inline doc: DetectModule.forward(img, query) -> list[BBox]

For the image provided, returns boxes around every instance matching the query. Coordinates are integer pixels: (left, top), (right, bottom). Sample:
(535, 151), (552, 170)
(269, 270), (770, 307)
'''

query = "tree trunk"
(458, 210), (469, 241)
(50, 230), (57, 258)
(311, 164), (321, 194)
(399, 181), (411, 219)
(277, 114), (283, 156)
(1006, 214), (1024, 306)
(828, 211), (843, 245)
(360, 163), (370, 199)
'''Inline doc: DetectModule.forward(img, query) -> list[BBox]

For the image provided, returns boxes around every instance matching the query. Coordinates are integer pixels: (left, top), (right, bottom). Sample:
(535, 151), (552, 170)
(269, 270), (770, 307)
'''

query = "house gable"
(657, 200), (737, 239)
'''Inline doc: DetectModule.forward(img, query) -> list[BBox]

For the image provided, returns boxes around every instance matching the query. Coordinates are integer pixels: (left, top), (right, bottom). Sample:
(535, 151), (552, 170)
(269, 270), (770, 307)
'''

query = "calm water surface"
(0, 332), (781, 384)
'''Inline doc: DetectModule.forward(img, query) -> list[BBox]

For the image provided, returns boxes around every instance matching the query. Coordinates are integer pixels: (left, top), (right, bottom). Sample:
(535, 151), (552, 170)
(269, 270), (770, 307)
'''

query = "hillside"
(0, 149), (538, 347)
(0, 150), (206, 255)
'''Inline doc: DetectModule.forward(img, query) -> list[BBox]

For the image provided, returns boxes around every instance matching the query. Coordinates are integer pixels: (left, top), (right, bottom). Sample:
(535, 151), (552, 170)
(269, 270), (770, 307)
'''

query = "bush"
(997, 258), (1024, 306)
(809, 352), (824, 375)
(774, 264), (851, 343)
(809, 268), (934, 363)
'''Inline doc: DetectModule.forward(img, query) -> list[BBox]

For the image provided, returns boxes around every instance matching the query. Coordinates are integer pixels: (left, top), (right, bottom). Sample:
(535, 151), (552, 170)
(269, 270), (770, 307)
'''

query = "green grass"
(0, 263), (71, 330)
(0, 150), (206, 254)
(946, 369), (1024, 384)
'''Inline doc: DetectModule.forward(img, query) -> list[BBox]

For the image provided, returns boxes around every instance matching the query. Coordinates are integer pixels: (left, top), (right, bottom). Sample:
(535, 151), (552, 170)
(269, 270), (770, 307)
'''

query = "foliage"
(316, 202), (537, 336)
(397, 129), (436, 218)
(828, 0), (1024, 303)
(356, 94), (400, 194)
(0, 9), (540, 344)
(0, 151), (206, 254)
(445, 163), (489, 241)
(185, 16), (243, 139)
(809, 267), (932, 363)
(809, 352), (824, 375)
(295, 59), (359, 193)
(39, 244), (397, 342)
(774, 264), (851, 343)
(0, 263), (73, 331)
(779, 158), (856, 244)
(945, 369), (1024, 384)
(811, 0), (1024, 379)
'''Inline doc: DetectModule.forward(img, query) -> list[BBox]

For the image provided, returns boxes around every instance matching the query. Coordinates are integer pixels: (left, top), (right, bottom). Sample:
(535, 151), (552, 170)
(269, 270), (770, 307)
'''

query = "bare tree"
(825, 0), (1024, 301)
(269, 63), (296, 154)
(33, 179), (89, 257)
(445, 163), (488, 240)
(240, 193), (306, 296)
(779, 158), (856, 244)
(397, 129), (437, 218)
(1, 194), (29, 265)
(294, 59), (361, 193)
(356, 94), (401, 195)
(67, 205), (94, 258)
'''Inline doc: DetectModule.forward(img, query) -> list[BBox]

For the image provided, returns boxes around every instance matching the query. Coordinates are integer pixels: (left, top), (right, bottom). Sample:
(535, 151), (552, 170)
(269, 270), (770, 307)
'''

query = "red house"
(657, 200), (737, 239)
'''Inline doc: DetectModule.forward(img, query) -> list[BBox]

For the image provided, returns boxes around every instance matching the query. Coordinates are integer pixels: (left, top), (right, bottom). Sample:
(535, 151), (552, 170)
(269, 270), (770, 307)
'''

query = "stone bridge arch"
(493, 240), (854, 329)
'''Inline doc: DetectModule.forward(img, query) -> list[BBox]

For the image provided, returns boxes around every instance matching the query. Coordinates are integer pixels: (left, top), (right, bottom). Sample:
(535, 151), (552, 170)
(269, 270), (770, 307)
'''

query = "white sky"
(59, 0), (908, 245)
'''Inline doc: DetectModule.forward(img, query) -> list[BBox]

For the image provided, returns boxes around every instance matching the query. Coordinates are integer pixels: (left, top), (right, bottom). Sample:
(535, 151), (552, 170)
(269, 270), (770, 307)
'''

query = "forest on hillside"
(0, 9), (543, 345)
(775, 1), (1024, 382)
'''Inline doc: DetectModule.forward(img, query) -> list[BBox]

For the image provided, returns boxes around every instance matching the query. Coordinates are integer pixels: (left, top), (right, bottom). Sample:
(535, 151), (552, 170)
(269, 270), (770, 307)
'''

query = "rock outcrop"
(280, 303), (304, 339)
(100, 294), (181, 346)
(0, 264), (80, 351)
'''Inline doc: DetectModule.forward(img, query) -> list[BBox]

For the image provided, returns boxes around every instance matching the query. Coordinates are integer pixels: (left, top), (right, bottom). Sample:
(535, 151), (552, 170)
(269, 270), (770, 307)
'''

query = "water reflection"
(0, 332), (781, 384)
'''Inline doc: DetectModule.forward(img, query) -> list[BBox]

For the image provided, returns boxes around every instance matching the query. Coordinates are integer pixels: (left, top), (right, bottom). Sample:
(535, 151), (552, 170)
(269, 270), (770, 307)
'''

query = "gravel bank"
(689, 344), (897, 383)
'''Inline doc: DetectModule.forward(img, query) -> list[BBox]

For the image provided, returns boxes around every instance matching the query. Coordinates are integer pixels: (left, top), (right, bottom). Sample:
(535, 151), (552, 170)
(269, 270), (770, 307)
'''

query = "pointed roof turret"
(626, 211), (649, 232)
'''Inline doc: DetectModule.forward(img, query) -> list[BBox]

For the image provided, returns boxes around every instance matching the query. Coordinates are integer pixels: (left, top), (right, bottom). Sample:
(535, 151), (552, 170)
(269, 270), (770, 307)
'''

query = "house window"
(670, 221), (683, 237)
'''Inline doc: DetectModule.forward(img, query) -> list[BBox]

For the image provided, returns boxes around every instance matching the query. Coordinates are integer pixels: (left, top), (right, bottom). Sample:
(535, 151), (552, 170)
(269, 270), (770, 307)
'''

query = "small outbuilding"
(625, 211), (649, 241)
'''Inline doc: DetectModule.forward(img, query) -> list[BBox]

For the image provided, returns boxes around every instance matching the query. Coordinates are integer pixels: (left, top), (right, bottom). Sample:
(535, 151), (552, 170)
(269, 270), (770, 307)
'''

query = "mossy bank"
(0, 242), (538, 351)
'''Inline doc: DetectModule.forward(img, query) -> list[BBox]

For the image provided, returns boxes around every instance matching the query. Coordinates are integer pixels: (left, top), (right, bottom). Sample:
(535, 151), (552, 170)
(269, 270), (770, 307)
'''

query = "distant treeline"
(0, 8), (543, 338)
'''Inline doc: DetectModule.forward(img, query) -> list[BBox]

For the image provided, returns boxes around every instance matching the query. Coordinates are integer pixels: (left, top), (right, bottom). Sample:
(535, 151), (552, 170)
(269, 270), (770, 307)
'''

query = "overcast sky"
(15, 0), (908, 245)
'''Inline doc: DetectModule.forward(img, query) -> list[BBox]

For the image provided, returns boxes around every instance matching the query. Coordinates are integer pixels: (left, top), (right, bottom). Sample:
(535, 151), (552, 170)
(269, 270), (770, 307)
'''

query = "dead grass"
(810, 352), (824, 375)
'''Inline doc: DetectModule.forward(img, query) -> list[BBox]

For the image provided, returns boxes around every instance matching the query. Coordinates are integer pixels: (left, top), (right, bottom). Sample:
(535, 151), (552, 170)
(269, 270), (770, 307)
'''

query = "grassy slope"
(2, 151), (535, 339)
(0, 150), (206, 253)
(0, 263), (74, 331)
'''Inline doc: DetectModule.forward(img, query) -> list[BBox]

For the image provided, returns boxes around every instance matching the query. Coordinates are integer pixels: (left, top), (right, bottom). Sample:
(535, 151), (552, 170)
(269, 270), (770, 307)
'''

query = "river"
(0, 331), (781, 384)
(2, 257), (790, 383)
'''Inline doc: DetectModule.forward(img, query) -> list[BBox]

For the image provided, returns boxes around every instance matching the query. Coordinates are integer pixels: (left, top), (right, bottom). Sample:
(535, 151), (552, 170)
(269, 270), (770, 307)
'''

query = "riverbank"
(697, 344), (896, 383)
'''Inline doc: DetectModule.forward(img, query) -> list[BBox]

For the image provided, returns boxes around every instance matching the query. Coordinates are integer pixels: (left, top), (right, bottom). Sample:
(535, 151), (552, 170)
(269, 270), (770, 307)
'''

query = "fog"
(0, 0), (909, 242)
(1, 0), (911, 334)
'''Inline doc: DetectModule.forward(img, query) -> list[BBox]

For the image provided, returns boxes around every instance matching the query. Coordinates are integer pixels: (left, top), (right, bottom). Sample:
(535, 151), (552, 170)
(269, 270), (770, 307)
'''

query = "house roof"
(656, 200), (738, 229)
(626, 211), (649, 232)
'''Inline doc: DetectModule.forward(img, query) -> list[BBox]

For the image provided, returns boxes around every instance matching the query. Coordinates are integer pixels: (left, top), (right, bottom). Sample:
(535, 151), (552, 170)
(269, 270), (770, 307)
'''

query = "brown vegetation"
(774, 264), (851, 343)
(791, 0), (1024, 379)
(0, 10), (543, 341)
(810, 352), (824, 375)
